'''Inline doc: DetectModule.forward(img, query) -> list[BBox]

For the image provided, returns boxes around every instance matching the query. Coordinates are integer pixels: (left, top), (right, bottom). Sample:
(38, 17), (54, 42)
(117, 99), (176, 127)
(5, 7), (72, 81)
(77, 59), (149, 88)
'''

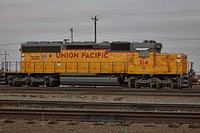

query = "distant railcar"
(1, 40), (192, 88)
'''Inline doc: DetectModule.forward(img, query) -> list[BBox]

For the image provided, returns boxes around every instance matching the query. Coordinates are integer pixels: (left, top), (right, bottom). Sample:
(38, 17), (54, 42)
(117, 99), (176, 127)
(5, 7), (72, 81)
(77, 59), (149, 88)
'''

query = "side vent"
(111, 42), (131, 51)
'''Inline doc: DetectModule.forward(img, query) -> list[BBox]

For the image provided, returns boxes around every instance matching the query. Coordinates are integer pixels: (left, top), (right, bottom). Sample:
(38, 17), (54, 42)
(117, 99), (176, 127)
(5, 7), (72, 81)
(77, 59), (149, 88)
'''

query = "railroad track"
(1, 86), (200, 92)
(1, 86), (200, 97)
(0, 108), (200, 123)
(0, 99), (200, 112)
(1, 99), (200, 123)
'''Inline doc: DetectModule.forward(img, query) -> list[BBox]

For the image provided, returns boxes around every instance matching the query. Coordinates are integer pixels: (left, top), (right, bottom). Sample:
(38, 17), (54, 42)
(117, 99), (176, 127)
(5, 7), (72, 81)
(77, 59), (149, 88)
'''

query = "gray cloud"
(0, 0), (200, 70)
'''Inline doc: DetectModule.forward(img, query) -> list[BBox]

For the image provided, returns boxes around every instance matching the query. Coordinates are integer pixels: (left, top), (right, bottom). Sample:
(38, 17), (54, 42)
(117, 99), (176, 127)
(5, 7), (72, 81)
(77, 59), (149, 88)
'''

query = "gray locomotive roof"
(133, 42), (162, 49)
(111, 41), (131, 44)
(21, 41), (111, 48)
(21, 40), (162, 49)
(21, 41), (63, 47)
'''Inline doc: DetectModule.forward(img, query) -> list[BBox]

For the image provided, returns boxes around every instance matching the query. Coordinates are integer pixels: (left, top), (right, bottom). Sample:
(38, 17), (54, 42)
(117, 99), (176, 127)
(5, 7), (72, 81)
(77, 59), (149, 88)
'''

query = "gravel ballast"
(1, 89), (200, 132)
(0, 120), (200, 133)
(0, 93), (200, 104)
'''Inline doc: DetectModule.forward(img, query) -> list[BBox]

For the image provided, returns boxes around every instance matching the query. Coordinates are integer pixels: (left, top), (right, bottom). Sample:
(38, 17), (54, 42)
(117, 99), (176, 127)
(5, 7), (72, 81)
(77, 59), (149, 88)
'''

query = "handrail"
(1, 61), (127, 74)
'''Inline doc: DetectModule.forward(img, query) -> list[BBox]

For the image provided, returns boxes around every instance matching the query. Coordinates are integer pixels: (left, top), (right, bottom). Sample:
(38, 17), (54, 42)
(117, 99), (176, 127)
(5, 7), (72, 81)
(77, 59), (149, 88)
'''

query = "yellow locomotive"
(4, 40), (191, 88)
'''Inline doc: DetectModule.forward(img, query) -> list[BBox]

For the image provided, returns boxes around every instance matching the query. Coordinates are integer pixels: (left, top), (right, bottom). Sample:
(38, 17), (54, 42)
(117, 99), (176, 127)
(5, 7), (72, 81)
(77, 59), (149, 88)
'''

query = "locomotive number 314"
(139, 59), (148, 65)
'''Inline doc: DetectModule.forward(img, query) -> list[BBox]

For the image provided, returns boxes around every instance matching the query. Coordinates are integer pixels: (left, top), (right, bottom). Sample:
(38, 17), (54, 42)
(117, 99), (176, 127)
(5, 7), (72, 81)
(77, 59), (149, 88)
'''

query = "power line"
(0, 31), (199, 47)
(101, 10), (200, 20)
(0, 30), (71, 46)
(98, 32), (200, 41)
(1, 10), (200, 25)
(36, 31), (70, 40)
(0, 42), (21, 47)
(0, 17), (88, 24)
(48, 32), (93, 40)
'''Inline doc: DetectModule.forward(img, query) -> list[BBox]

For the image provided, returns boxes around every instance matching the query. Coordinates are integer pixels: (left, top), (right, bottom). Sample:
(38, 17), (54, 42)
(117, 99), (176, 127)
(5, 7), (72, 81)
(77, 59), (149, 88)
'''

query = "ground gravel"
(0, 119), (200, 133)
(0, 93), (200, 104)
(1, 88), (200, 132)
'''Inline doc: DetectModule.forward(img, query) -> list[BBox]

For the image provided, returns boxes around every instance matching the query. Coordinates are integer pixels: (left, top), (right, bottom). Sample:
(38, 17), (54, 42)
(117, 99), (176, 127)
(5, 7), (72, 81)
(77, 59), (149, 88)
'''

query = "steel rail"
(1, 86), (200, 97)
(1, 86), (200, 93)
(0, 99), (200, 112)
(0, 108), (200, 123)
(0, 90), (200, 97)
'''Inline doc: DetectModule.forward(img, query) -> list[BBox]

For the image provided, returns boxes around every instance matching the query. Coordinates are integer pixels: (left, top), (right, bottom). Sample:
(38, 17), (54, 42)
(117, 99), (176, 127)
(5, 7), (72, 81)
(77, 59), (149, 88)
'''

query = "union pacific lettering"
(56, 51), (108, 59)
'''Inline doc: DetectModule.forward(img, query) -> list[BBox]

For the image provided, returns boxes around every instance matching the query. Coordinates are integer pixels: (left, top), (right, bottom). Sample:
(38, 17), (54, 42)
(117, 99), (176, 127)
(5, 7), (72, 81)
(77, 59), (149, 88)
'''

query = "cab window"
(139, 50), (149, 58)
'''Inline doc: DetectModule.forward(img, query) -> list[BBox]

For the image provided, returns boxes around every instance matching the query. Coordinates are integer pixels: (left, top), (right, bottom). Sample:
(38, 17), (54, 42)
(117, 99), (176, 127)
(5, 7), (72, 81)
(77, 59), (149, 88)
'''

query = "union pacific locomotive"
(0, 40), (193, 88)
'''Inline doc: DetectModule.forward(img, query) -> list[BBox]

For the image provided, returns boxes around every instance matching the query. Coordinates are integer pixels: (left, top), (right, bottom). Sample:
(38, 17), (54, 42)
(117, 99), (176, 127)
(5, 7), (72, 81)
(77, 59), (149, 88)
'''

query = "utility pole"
(91, 16), (98, 43)
(69, 28), (73, 42)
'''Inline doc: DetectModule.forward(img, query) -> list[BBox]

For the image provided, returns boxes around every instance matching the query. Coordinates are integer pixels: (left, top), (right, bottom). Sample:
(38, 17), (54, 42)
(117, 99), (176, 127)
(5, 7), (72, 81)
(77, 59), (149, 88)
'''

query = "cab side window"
(139, 50), (149, 58)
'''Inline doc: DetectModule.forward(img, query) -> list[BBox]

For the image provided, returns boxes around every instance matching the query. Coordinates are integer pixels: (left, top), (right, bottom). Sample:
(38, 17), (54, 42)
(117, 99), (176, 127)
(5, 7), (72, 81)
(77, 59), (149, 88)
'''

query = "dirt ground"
(0, 119), (200, 133)
(1, 88), (200, 133)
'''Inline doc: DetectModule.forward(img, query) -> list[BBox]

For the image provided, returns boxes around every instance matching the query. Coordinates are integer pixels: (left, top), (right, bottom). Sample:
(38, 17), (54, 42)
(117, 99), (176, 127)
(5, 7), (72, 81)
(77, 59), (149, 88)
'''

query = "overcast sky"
(0, 0), (200, 71)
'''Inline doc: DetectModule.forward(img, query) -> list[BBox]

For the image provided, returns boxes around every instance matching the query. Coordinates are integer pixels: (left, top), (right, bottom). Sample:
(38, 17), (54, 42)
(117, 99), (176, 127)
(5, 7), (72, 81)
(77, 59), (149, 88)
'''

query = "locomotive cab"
(125, 40), (189, 88)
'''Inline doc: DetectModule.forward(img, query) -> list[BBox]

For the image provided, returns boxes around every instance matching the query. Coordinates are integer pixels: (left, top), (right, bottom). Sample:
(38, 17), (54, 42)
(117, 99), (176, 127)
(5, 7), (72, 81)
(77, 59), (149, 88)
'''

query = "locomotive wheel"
(170, 83), (174, 89)
(50, 81), (59, 87)
(150, 83), (153, 88)
(156, 83), (162, 89)
(26, 82), (32, 87)
(173, 83), (182, 89)
(27, 83), (32, 87)
(150, 82), (157, 89)
(135, 83), (141, 88)
(172, 82), (177, 89)
(128, 82), (135, 88)
(54, 82), (60, 87)
(9, 82), (14, 86)
(32, 82), (39, 87)
(177, 84), (182, 89)
(152, 84), (157, 89)
(189, 83), (193, 88)
(46, 83), (51, 87)
(13, 82), (22, 87)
